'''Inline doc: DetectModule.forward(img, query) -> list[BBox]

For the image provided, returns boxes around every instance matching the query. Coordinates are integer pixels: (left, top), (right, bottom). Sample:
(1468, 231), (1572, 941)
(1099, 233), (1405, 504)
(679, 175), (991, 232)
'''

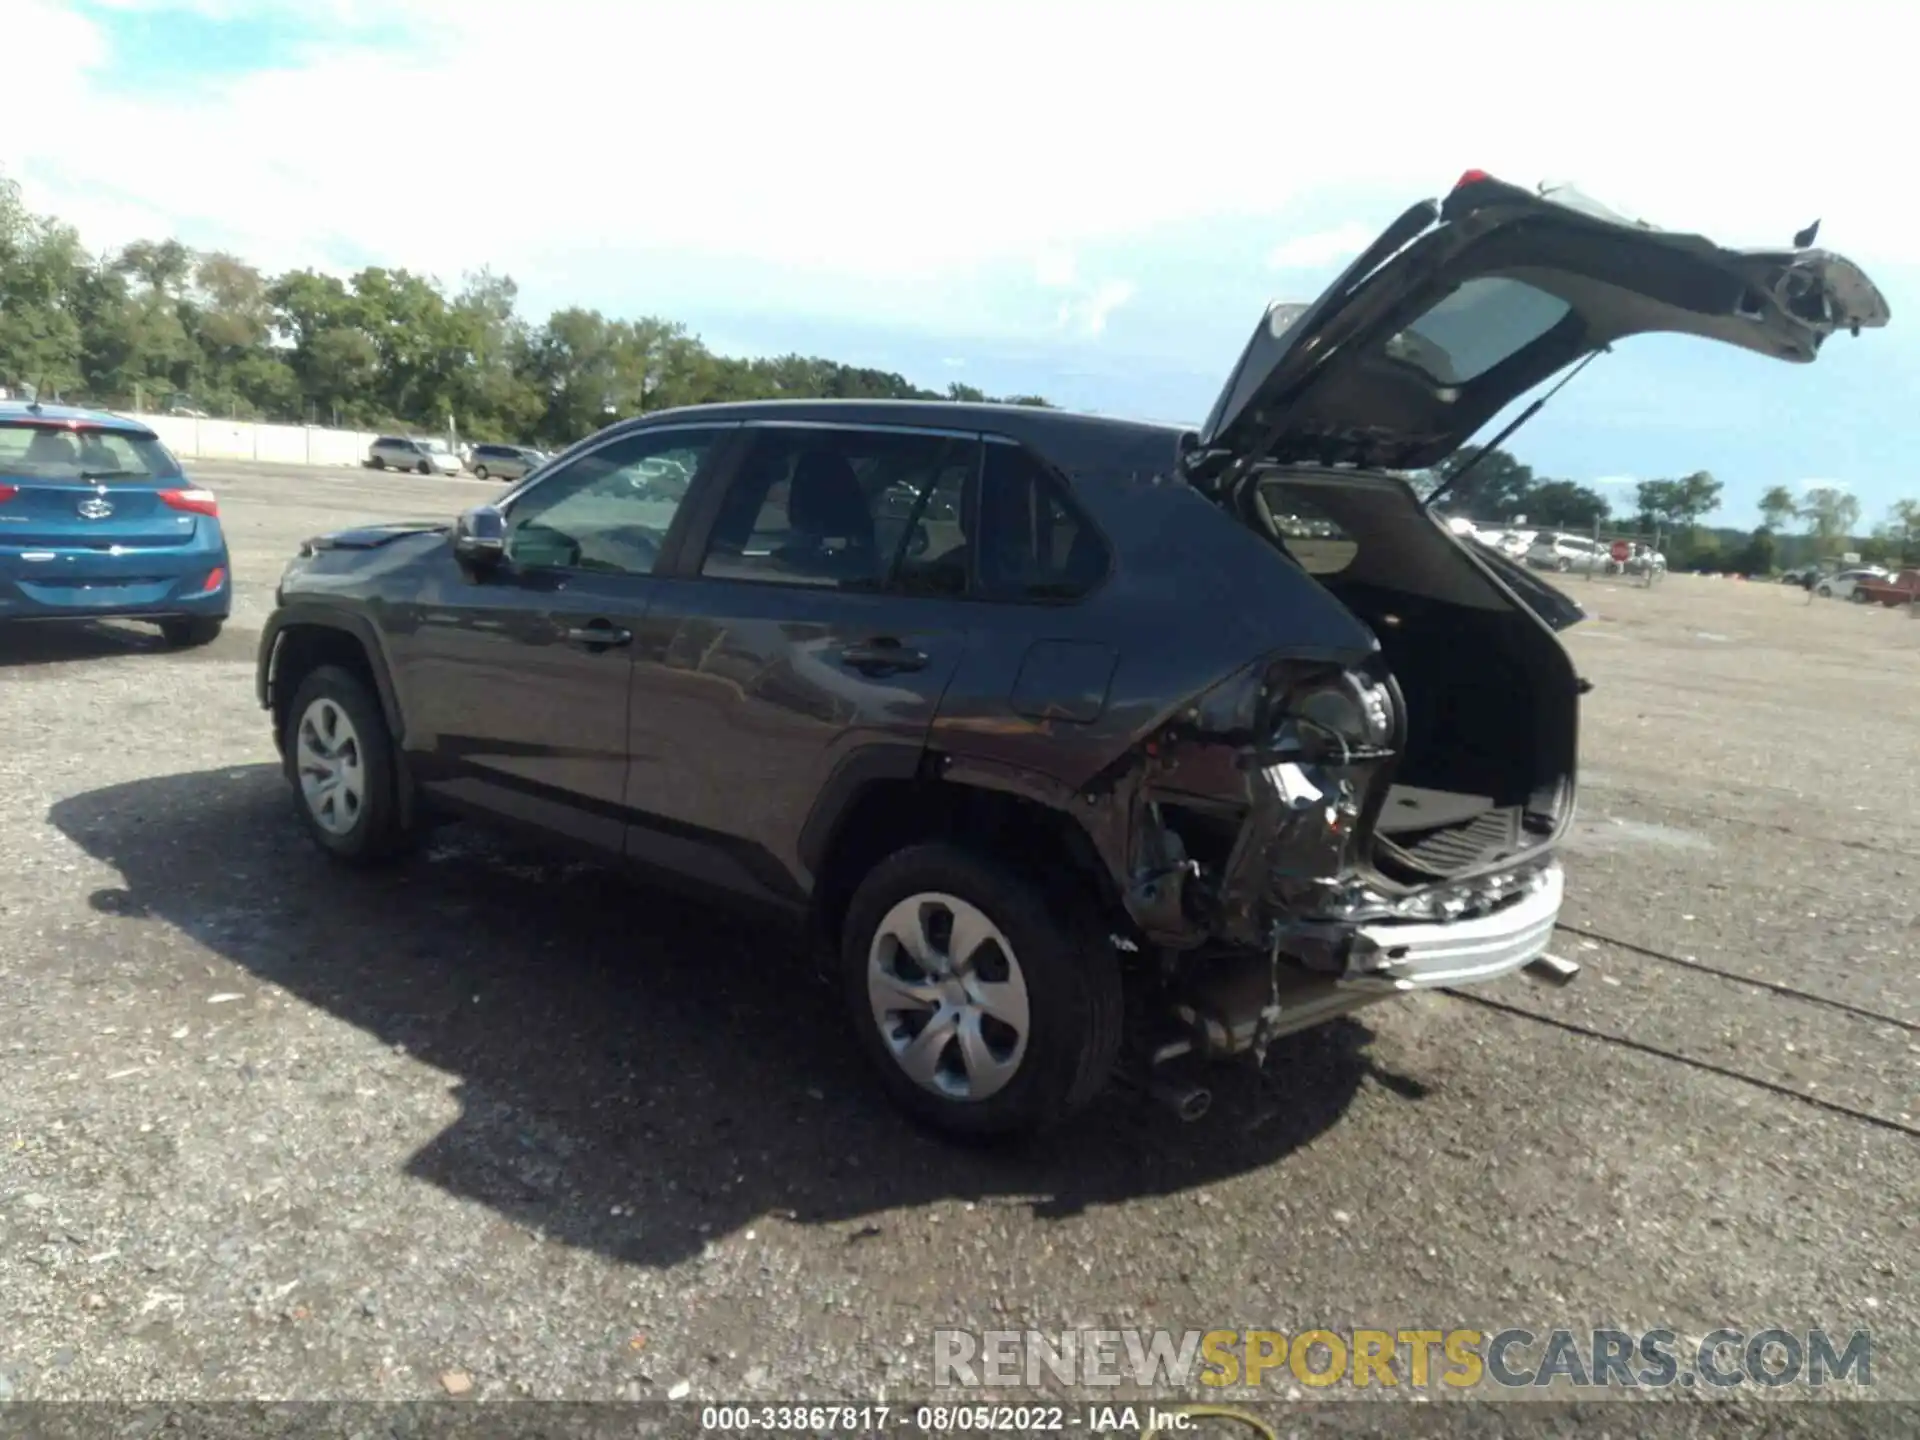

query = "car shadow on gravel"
(0, 620), (252, 667)
(51, 764), (1423, 1269)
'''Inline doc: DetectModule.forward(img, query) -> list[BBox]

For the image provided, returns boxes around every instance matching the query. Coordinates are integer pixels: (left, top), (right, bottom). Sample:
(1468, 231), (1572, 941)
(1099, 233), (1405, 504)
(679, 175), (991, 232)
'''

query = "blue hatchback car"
(0, 401), (231, 645)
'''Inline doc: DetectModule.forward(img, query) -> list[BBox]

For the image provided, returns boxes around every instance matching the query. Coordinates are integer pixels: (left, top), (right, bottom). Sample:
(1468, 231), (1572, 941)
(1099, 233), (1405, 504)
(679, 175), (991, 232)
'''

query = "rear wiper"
(1423, 348), (1607, 512)
(78, 469), (141, 481)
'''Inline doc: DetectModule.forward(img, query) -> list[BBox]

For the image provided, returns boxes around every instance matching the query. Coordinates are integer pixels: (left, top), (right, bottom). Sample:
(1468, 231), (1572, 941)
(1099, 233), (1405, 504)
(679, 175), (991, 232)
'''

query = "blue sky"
(5, 0), (1917, 530)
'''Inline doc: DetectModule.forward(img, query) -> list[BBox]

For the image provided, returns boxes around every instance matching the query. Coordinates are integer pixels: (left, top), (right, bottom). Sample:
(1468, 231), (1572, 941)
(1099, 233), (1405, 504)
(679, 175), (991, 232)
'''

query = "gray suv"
(467, 443), (548, 482)
(257, 172), (1888, 1138)
(368, 436), (462, 476)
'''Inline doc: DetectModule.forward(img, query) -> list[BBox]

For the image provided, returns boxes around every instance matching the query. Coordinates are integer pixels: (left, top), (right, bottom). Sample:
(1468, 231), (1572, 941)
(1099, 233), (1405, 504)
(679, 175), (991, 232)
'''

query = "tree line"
(1430, 446), (1919, 573)
(0, 173), (1050, 449)
(5, 170), (1914, 569)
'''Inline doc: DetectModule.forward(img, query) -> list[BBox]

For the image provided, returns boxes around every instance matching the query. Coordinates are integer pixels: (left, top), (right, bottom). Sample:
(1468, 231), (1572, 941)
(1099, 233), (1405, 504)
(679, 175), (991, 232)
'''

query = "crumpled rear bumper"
(1341, 861), (1565, 991)
(1175, 863), (1568, 1055)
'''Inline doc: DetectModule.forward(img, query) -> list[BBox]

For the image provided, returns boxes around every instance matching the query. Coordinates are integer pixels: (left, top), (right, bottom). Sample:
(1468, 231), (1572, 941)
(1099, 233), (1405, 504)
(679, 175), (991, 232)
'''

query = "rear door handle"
(564, 621), (633, 649)
(840, 639), (928, 672)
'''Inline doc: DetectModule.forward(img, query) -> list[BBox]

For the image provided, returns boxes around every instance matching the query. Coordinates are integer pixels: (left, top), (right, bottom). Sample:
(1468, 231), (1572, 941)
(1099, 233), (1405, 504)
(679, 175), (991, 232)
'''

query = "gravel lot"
(1, 461), (1915, 1424)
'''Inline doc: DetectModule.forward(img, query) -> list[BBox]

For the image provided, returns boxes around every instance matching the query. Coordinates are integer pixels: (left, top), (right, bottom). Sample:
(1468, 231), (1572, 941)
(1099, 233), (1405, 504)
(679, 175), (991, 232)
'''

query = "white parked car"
(368, 435), (463, 476)
(1815, 568), (1887, 601)
(1526, 532), (1605, 572)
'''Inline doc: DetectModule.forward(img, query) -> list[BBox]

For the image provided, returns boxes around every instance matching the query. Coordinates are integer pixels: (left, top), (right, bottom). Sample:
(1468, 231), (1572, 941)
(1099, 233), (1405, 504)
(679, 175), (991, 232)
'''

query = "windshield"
(419, 439), (451, 453)
(0, 421), (184, 481)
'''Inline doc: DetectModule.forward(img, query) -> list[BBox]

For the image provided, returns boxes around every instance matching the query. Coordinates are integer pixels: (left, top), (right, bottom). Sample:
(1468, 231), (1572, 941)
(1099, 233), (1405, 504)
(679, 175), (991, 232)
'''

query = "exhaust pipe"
(1149, 1079), (1213, 1122)
(1523, 953), (1581, 987)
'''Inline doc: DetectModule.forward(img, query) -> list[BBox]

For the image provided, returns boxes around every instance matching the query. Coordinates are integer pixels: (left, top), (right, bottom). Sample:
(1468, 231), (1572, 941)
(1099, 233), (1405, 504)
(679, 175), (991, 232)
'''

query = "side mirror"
(453, 506), (508, 573)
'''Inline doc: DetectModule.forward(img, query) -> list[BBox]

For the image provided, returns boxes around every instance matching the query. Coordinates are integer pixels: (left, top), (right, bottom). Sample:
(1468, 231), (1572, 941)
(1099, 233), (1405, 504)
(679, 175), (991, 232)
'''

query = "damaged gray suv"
(258, 172), (1888, 1137)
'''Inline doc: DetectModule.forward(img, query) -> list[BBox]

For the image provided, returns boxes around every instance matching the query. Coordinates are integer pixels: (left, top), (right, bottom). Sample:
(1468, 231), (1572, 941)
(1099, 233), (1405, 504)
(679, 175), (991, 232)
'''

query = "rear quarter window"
(1259, 484), (1357, 576)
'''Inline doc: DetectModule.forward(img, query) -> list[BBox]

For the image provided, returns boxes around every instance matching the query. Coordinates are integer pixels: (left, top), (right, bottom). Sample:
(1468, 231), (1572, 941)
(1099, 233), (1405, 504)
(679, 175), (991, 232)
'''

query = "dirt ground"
(0, 462), (1914, 1427)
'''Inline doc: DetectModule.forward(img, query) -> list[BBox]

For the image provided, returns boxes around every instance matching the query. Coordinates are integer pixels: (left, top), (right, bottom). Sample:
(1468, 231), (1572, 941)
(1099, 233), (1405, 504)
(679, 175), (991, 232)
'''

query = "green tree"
(1758, 484), (1798, 532)
(1882, 498), (1920, 562)
(1516, 478), (1610, 528)
(1635, 471), (1723, 537)
(4, 166), (1053, 440)
(1797, 485), (1861, 557)
(1726, 527), (1777, 576)
(1430, 444), (1538, 518)
(0, 176), (87, 393)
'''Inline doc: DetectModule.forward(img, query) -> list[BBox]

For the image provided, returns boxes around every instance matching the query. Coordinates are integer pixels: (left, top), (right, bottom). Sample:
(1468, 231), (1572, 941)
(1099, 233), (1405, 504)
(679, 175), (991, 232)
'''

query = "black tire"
(417, 460), (431, 475)
(1554, 556), (1571, 573)
(1851, 588), (1870, 604)
(158, 616), (223, 648)
(1817, 585), (1832, 598)
(282, 664), (412, 866)
(838, 842), (1122, 1141)
(371, 456), (386, 469)
(473, 465), (489, 481)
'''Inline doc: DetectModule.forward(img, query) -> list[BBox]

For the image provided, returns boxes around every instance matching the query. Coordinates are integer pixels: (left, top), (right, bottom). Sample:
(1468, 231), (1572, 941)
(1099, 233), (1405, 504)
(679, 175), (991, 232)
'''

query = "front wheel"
(839, 842), (1122, 1141)
(1817, 585), (1833, 598)
(473, 465), (489, 481)
(283, 664), (412, 865)
(158, 616), (223, 648)
(416, 460), (431, 475)
(371, 456), (386, 470)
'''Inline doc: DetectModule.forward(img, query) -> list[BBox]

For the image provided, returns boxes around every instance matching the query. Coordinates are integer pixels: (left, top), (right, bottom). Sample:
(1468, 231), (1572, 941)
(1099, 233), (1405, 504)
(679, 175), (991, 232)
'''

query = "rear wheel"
(283, 664), (411, 865)
(371, 456), (386, 469)
(1817, 584), (1833, 598)
(473, 464), (489, 481)
(839, 842), (1122, 1140)
(158, 616), (223, 648)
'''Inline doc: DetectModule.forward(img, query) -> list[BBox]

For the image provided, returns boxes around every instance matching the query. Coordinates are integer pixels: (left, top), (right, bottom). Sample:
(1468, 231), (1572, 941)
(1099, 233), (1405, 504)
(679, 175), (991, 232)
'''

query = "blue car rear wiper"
(77, 469), (141, 480)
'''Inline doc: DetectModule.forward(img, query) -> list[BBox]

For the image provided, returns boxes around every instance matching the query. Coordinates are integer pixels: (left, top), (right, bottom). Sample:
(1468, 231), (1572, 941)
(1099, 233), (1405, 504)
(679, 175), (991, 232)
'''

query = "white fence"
(121, 412), (382, 469)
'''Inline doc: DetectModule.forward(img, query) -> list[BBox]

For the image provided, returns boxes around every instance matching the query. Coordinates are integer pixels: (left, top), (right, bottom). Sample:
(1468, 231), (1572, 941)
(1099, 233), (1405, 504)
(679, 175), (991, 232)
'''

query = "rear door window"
(698, 427), (978, 592)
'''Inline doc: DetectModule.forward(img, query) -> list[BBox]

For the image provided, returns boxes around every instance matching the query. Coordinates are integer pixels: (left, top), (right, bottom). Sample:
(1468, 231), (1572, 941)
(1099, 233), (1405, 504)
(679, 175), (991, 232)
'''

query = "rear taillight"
(201, 566), (227, 593)
(0, 484), (16, 504)
(1455, 168), (1493, 188)
(159, 487), (219, 518)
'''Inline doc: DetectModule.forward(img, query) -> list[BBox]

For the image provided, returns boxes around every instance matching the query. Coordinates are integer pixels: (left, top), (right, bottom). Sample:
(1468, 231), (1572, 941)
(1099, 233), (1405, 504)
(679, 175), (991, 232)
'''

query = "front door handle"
(840, 638), (928, 673)
(564, 621), (633, 650)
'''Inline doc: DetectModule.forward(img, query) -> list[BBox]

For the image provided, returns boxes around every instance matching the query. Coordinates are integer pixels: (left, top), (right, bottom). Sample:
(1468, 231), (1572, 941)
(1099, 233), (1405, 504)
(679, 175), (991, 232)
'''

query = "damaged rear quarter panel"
(928, 470), (1379, 923)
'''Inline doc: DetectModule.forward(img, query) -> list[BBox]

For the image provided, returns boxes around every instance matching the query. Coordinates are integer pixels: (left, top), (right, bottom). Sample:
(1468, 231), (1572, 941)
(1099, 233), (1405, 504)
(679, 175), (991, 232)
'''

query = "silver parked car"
(368, 435), (463, 476)
(466, 443), (549, 482)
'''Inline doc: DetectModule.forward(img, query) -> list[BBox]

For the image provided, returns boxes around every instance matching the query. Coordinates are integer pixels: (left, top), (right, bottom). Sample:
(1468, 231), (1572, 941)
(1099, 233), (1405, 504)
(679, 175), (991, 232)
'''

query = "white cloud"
(1588, 475), (1643, 489)
(1267, 222), (1376, 272)
(3, 0), (1913, 330)
(1056, 280), (1137, 338)
(1795, 478), (1853, 495)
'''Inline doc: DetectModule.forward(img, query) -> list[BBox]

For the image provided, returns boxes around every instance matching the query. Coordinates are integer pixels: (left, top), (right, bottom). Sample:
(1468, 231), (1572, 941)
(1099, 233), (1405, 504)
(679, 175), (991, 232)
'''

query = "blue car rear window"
(0, 421), (184, 481)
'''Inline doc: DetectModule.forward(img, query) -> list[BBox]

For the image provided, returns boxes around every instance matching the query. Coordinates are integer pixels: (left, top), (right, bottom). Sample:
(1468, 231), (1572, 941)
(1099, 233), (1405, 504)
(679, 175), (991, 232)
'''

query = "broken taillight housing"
(1285, 671), (1395, 751)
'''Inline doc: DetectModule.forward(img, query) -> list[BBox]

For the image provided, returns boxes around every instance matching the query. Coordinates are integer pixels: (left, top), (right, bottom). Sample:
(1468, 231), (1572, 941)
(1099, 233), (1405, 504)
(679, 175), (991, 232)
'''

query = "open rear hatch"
(1188, 170), (1889, 483)
(1182, 171), (1889, 886)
